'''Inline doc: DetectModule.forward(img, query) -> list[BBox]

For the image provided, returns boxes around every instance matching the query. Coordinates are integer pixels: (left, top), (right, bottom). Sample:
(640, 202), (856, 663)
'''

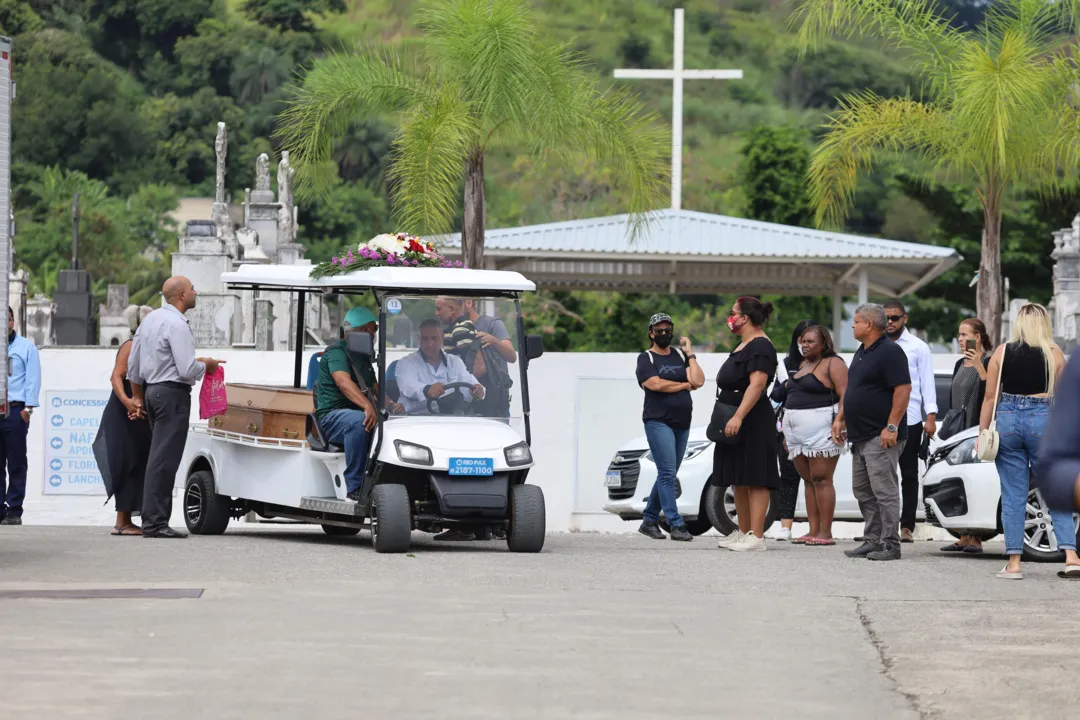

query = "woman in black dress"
(102, 305), (154, 535)
(713, 297), (780, 552)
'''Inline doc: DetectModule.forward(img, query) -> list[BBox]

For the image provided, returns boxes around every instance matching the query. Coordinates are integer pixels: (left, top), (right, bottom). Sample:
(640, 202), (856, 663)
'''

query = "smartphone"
(965, 339), (976, 352)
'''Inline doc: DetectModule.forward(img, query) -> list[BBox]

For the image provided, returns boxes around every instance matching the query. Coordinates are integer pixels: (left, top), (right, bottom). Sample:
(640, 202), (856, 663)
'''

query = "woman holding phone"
(939, 318), (991, 554)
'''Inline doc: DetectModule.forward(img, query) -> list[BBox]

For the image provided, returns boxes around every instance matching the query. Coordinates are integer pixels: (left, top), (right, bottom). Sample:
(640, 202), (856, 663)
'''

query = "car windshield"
(382, 295), (524, 427)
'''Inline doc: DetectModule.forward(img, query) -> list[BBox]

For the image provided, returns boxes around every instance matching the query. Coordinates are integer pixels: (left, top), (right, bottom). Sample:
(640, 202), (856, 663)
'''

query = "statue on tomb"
(255, 153), (271, 193)
(277, 151), (296, 245)
(214, 122), (227, 204)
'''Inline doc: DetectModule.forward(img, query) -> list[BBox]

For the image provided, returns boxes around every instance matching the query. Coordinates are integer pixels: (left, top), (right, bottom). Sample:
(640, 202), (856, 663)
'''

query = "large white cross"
(613, 8), (743, 210)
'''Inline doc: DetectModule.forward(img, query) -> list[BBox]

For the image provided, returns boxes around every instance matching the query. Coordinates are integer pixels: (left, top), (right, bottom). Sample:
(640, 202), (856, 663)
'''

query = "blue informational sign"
(42, 390), (111, 495)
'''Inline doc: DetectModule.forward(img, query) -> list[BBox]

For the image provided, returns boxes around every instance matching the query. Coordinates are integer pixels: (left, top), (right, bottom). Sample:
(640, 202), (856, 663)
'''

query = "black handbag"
(706, 399), (742, 445)
(937, 408), (965, 441)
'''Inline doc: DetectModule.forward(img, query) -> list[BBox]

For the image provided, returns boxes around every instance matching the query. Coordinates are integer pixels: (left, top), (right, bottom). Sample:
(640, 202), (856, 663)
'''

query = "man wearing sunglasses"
(884, 300), (937, 544)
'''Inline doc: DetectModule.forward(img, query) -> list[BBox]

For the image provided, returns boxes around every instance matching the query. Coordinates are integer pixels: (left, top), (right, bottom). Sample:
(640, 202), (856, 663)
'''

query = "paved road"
(1, 527), (1076, 720)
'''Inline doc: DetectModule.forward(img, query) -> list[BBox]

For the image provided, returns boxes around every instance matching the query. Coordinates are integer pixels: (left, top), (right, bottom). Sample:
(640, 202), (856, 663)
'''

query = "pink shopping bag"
(199, 367), (228, 419)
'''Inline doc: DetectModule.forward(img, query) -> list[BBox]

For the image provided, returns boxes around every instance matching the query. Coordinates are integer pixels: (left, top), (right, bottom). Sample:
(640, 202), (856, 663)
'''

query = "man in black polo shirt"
(832, 303), (912, 561)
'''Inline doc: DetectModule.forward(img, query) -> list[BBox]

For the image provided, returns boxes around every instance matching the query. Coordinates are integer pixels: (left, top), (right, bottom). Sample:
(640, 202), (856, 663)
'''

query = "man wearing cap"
(314, 306), (382, 502)
(635, 313), (704, 542)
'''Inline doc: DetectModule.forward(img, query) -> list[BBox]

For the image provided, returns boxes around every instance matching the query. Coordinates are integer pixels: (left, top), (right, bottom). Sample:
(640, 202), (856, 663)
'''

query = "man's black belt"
(8, 401), (24, 409)
(148, 381), (193, 393)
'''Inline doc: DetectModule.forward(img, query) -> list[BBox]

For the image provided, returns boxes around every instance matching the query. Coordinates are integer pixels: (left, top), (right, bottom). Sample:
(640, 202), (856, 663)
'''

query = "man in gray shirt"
(128, 276), (224, 538)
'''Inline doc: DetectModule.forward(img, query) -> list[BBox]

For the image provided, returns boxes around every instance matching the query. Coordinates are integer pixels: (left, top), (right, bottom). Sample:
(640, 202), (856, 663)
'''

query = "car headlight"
(643, 441), (712, 463)
(945, 437), (979, 465)
(504, 441), (533, 467)
(394, 440), (433, 466)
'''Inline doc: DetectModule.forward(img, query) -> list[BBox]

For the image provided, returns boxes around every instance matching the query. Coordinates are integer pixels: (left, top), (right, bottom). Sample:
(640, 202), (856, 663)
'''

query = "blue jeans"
(996, 394), (1077, 555)
(320, 409), (371, 494)
(642, 420), (689, 528)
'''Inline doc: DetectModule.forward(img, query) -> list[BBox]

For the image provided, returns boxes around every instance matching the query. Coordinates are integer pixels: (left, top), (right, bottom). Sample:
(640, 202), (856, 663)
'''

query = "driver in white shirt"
(395, 319), (485, 415)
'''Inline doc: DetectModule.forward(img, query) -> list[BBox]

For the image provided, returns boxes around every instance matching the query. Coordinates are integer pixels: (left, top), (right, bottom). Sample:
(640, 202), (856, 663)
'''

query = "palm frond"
(792, 0), (966, 92)
(275, 51), (436, 200)
(387, 89), (475, 236)
(808, 94), (951, 228)
(421, 0), (538, 132)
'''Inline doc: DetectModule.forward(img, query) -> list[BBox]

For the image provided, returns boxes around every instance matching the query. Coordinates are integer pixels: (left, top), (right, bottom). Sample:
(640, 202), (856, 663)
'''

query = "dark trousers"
(777, 434), (801, 521)
(0, 404), (29, 519)
(899, 422), (923, 531)
(142, 384), (191, 533)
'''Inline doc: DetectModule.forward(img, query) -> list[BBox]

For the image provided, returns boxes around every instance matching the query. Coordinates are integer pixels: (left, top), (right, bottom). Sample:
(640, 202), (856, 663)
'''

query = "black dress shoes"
(143, 527), (188, 539)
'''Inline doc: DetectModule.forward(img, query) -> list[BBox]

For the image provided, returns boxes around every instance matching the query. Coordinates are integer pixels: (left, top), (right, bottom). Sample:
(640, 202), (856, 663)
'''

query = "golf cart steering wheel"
(426, 382), (480, 416)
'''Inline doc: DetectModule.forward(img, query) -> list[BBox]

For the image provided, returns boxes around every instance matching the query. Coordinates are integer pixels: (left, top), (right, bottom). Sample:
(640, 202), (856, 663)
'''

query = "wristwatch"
(886, 423), (898, 433)
(687, 354), (697, 360)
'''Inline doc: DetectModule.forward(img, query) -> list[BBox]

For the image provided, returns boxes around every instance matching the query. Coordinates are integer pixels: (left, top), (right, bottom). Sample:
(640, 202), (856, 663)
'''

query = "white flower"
(364, 233), (406, 255)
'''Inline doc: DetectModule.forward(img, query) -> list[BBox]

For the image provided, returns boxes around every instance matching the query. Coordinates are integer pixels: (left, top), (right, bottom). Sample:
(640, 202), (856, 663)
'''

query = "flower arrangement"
(309, 233), (464, 279)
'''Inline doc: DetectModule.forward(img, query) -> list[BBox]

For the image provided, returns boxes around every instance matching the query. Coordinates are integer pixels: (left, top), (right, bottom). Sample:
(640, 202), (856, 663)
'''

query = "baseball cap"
(343, 306), (378, 329)
(648, 313), (673, 330)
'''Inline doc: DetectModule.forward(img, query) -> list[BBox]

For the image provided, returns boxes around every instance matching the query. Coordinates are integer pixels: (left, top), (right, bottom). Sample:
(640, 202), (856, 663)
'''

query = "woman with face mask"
(713, 297), (780, 552)
(635, 313), (705, 542)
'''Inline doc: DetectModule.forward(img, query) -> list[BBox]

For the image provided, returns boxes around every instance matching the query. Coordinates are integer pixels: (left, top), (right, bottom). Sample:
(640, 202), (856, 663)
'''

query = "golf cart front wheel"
(370, 484), (412, 553)
(184, 470), (231, 535)
(507, 484), (545, 553)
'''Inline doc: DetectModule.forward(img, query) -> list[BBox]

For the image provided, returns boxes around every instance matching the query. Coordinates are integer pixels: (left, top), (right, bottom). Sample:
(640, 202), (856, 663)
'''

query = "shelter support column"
(857, 268), (869, 305)
(832, 285), (843, 345)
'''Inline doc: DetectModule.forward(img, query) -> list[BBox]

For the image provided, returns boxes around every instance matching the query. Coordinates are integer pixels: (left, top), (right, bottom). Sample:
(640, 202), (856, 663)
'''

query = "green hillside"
(0, 0), (1073, 347)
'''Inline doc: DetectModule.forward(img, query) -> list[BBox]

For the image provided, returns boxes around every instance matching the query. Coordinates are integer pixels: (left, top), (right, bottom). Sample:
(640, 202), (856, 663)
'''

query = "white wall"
(20, 348), (963, 532)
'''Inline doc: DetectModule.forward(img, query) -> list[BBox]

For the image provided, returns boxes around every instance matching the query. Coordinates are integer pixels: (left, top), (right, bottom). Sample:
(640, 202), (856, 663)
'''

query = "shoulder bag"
(705, 392), (741, 446)
(976, 347), (1005, 462)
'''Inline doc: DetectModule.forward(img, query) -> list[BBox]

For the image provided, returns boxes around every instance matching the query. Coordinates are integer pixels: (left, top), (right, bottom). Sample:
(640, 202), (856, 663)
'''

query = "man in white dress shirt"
(395, 319), (485, 415)
(128, 277), (224, 538)
(884, 300), (937, 544)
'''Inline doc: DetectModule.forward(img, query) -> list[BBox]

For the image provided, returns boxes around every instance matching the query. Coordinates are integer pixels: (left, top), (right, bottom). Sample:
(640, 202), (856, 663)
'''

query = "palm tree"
(275, 0), (668, 268)
(793, 0), (1080, 343)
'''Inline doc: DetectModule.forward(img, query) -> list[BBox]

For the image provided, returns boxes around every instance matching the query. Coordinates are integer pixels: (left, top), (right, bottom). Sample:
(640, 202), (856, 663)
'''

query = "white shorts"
(782, 406), (846, 460)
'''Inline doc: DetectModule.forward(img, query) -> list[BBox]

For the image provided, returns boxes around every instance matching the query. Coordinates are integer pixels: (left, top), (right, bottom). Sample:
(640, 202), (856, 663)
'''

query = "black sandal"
(940, 543), (966, 552)
(112, 525), (142, 536)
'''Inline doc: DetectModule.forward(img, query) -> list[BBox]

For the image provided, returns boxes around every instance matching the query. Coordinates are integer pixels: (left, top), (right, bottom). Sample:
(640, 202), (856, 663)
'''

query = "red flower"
(408, 238), (426, 254)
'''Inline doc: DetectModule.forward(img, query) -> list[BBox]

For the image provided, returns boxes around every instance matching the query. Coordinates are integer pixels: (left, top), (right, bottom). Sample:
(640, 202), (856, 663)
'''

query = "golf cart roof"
(220, 264), (536, 293)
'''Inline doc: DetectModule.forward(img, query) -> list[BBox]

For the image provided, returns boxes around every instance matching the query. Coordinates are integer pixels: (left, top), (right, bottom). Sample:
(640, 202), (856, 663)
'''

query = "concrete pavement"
(1, 527), (1077, 719)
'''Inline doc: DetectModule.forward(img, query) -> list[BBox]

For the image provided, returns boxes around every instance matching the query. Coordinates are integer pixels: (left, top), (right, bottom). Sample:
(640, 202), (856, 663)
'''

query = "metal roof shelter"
(440, 209), (960, 300)
(439, 209), (961, 341)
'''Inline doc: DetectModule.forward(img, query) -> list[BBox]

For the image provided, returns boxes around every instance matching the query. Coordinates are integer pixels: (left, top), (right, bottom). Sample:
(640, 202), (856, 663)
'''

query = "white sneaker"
(730, 533), (767, 552)
(766, 526), (792, 542)
(717, 530), (744, 549)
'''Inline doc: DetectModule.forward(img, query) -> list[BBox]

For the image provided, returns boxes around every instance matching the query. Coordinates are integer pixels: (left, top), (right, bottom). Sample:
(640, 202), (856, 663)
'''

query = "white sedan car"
(922, 426), (1080, 561)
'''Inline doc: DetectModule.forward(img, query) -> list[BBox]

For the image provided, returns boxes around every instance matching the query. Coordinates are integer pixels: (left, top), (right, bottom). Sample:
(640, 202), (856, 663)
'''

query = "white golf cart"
(177, 264), (547, 553)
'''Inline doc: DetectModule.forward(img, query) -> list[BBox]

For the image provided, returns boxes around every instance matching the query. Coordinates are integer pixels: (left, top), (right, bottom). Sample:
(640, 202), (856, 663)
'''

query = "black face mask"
(7, 329), (14, 344)
(652, 333), (673, 349)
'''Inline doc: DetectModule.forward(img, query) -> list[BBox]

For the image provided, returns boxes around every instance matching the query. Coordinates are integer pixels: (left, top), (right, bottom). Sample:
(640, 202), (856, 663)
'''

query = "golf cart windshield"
(382, 295), (524, 425)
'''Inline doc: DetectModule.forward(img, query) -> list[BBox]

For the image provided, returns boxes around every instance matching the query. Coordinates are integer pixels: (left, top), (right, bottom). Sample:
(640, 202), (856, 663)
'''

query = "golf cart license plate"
(449, 458), (494, 476)
(605, 471), (621, 487)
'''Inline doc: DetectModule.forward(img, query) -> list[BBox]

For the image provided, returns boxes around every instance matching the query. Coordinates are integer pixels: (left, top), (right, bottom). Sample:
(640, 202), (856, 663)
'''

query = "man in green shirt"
(315, 306), (380, 501)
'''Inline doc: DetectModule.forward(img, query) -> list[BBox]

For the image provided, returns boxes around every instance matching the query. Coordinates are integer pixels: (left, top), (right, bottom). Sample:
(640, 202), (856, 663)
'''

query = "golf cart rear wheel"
(321, 524), (362, 537)
(184, 470), (231, 535)
(704, 483), (779, 536)
(507, 484), (545, 553)
(370, 484), (411, 553)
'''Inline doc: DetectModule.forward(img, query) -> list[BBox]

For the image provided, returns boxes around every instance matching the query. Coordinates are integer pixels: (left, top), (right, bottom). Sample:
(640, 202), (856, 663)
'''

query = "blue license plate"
(448, 457), (495, 476)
